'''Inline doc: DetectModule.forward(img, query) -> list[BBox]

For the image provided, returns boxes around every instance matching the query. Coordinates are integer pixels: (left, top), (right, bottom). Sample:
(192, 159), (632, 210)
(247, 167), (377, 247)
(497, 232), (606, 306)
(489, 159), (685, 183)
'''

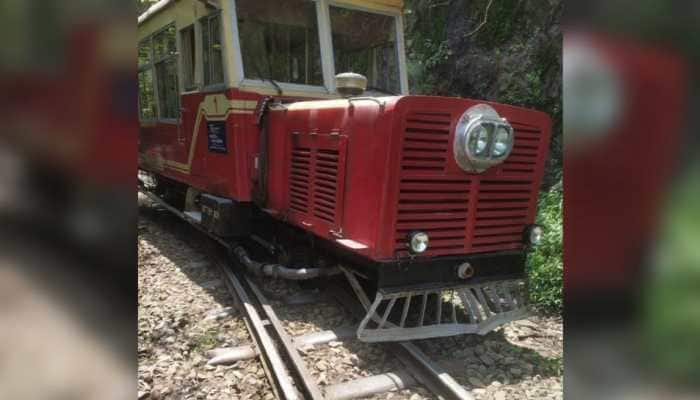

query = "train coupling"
(342, 268), (529, 343)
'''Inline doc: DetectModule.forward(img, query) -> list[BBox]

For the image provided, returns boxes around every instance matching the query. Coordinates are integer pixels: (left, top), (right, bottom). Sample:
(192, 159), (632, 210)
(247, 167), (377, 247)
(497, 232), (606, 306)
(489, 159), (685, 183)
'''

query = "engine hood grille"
(392, 107), (548, 258)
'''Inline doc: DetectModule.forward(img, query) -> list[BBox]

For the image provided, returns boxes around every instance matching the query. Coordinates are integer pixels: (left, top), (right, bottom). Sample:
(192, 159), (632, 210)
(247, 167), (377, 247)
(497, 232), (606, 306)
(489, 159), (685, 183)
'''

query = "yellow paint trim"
(157, 94), (257, 174)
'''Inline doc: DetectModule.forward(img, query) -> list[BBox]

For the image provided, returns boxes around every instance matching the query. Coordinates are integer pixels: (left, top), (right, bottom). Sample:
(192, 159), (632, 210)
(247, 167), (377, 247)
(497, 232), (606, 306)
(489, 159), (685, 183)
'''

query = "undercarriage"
(139, 173), (530, 342)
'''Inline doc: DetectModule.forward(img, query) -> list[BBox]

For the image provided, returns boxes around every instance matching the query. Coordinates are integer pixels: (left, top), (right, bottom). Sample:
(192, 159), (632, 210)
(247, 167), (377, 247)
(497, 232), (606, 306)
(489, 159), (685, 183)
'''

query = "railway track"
(140, 189), (474, 400)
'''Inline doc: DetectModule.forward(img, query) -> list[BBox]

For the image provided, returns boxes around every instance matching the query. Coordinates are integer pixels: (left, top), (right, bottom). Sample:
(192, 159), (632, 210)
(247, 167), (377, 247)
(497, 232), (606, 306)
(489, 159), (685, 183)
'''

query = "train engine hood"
(264, 95), (551, 261)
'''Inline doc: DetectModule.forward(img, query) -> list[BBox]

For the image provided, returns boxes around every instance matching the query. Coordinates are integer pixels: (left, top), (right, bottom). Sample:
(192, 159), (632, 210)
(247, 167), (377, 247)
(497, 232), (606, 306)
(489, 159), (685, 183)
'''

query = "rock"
(139, 215), (562, 400)
(468, 377), (485, 387)
(494, 391), (507, 400)
(479, 354), (495, 367)
(205, 306), (238, 320)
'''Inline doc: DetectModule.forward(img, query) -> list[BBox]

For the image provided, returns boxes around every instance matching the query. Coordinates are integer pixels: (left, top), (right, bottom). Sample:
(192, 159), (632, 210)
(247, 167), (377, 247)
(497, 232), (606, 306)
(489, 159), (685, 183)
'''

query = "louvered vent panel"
(394, 112), (544, 257)
(500, 127), (541, 175)
(288, 133), (347, 229)
(470, 180), (532, 253)
(289, 147), (311, 214)
(401, 112), (451, 173)
(394, 177), (470, 257)
(313, 149), (339, 223)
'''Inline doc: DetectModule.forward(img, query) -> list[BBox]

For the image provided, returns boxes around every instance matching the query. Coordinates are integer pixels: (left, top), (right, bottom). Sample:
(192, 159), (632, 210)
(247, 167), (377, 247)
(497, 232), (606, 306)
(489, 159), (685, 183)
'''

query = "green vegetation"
(642, 165), (700, 385)
(527, 183), (563, 313)
(404, 1), (451, 94)
(470, 0), (521, 47)
(190, 329), (220, 353)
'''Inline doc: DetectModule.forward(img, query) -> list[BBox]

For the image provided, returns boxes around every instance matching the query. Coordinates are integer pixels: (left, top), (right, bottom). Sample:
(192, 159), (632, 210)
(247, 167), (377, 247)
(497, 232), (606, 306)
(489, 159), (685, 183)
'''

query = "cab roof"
(138, 0), (405, 26)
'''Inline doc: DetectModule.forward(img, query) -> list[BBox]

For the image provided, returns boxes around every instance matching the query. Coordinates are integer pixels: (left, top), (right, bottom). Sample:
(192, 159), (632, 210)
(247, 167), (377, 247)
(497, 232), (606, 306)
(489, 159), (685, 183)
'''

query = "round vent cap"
(335, 72), (367, 97)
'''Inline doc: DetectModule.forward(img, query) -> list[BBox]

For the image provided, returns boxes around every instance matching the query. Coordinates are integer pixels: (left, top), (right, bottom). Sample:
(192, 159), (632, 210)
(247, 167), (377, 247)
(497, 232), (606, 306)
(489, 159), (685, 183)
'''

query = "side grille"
(288, 133), (347, 229)
(401, 112), (451, 173)
(313, 149), (339, 223)
(289, 147), (311, 214)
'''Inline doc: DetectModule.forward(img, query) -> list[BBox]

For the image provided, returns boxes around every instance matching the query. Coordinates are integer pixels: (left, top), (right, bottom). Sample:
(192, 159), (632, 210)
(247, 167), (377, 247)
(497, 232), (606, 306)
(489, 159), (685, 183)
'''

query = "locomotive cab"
(138, 0), (552, 342)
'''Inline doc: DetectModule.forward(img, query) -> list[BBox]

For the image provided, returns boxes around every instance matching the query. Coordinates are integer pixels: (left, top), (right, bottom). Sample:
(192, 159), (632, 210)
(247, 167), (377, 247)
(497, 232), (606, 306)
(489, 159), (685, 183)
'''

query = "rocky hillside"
(405, 0), (562, 188)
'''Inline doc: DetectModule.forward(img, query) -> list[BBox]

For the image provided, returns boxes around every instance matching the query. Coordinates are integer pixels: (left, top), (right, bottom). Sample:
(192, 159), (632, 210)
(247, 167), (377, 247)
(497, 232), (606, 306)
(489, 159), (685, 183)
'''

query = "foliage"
(642, 165), (700, 385)
(527, 183), (563, 313)
(403, 0), (451, 94)
(190, 329), (220, 353)
(470, 0), (522, 47)
(541, 356), (564, 376)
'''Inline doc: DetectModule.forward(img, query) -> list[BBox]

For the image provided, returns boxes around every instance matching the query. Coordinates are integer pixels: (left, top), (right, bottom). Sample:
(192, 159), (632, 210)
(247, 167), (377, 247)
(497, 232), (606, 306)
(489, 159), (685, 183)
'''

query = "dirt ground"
(138, 200), (563, 400)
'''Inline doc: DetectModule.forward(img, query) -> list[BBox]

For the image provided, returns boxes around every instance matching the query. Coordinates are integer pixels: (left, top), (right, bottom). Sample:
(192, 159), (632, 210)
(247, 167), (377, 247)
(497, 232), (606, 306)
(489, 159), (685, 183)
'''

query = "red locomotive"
(139, 0), (552, 342)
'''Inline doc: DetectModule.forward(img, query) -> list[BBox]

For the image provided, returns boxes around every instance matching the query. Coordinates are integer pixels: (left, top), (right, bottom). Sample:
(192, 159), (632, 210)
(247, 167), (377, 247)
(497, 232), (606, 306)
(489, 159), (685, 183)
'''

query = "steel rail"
(245, 276), (326, 400)
(141, 189), (300, 399)
(218, 260), (301, 400)
(329, 278), (474, 400)
(140, 188), (474, 400)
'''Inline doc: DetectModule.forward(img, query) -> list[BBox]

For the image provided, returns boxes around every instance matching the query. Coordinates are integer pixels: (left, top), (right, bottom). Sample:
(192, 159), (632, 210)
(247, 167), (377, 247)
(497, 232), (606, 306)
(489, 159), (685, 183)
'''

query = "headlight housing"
(408, 231), (429, 253)
(524, 225), (544, 246)
(454, 104), (514, 172)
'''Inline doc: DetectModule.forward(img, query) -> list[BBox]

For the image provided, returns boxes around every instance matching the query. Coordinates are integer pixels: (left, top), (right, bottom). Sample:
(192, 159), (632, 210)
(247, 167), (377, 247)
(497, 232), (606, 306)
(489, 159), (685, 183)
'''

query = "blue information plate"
(207, 121), (227, 154)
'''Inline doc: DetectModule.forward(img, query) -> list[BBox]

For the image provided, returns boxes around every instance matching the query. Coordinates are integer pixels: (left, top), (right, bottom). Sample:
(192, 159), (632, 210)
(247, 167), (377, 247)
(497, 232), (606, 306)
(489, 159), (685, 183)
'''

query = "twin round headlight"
(454, 104), (514, 172)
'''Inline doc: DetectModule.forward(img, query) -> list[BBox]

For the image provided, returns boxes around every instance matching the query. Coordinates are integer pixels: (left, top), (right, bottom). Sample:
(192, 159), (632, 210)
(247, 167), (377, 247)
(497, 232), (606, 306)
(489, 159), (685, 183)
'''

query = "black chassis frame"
(344, 250), (527, 291)
(178, 196), (528, 293)
(245, 209), (529, 292)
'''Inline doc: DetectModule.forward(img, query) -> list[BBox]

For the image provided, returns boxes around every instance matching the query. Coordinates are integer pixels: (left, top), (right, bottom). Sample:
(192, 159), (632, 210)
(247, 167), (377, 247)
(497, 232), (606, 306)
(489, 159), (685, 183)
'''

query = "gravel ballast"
(138, 199), (562, 399)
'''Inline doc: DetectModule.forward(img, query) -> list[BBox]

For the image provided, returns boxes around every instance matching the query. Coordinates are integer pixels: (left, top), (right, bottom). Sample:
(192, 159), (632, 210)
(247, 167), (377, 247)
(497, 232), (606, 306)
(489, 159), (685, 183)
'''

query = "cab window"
(138, 24), (180, 121)
(201, 13), (224, 86)
(235, 0), (323, 86)
(180, 25), (196, 91)
(153, 25), (180, 119)
(329, 7), (400, 94)
(138, 40), (156, 119)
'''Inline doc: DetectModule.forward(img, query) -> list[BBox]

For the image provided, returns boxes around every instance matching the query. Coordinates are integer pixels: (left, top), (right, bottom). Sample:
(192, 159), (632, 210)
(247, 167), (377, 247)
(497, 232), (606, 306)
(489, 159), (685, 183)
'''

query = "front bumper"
(344, 268), (529, 342)
(366, 251), (527, 289)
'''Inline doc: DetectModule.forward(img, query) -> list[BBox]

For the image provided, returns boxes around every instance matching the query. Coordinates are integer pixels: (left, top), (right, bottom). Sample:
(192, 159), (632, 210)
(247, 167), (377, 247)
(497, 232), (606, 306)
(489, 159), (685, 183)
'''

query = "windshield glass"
(236, 0), (323, 86)
(329, 7), (400, 94)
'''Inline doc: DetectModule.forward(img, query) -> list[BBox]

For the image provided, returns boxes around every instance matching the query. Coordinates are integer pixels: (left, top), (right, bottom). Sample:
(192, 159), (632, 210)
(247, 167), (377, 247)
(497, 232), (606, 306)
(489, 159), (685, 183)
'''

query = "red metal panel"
(141, 91), (552, 264)
(286, 132), (348, 234)
(139, 88), (265, 201)
(385, 96), (551, 260)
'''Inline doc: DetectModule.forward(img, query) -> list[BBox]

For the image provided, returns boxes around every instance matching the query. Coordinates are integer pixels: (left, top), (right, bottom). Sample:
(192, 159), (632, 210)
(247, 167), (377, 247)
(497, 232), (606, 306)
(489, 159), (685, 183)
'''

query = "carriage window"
(138, 70), (156, 119)
(153, 25), (177, 60)
(329, 7), (400, 94)
(201, 14), (224, 86)
(138, 40), (156, 120)
(138, 41), (151, 68)
(153, 25), (180, 119)
(236, 0), (323, 86)
(180, 25), (196, 90)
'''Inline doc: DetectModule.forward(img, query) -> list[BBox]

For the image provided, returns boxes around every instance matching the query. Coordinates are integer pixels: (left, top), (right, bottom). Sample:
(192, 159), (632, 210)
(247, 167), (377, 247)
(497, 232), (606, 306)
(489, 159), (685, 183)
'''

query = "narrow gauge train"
(138, 0), (552, 342)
